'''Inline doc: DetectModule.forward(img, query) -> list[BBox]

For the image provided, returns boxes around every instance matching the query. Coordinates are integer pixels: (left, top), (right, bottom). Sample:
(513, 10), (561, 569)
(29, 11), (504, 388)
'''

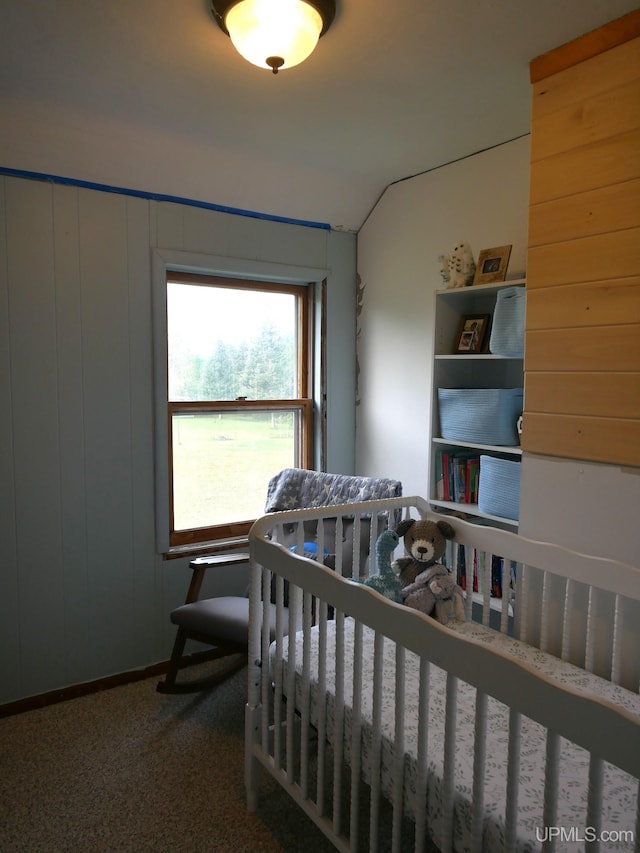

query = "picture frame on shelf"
(454, 314), (490, 353)
(473, 245), (512, 285)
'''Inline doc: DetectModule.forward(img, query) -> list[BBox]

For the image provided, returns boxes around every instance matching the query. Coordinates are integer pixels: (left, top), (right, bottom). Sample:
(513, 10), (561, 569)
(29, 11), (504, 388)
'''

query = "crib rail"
(246, 496), (640, 853)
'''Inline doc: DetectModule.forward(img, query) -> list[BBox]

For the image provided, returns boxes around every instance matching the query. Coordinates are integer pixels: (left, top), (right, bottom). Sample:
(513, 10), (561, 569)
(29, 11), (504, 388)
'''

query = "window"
(166, 272), (313, 548)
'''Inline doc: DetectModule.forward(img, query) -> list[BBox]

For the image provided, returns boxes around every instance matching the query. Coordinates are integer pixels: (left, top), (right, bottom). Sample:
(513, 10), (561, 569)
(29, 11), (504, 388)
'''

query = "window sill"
(163, 537), (250, 561)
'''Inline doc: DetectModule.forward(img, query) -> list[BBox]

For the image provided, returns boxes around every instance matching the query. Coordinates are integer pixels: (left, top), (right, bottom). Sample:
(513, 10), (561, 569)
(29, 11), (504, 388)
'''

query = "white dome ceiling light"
(211, 0), (336, 74)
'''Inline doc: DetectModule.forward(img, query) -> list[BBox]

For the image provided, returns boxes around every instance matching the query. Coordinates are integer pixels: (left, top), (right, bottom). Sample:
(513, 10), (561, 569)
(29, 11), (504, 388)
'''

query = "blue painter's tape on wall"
(0, 166), (332, 231)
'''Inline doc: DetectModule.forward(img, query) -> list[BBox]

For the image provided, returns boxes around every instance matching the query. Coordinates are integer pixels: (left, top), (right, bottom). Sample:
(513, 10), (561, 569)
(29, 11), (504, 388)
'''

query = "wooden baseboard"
(0, 650), (227, 718)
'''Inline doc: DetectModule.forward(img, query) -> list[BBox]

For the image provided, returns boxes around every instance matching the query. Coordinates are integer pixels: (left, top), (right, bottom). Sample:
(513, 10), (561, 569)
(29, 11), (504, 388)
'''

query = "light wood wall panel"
(528, 227), (640, 287)
(523, 413), (640, 467)
(529, 130), (640, 205)
(531, 77), (640, 162)
(526, 278), (640, 329)
(527, 325), (640, 372)
(528, 179), (640, 247)
(525, 13), (640, 467)
(525, 373), (639, 419)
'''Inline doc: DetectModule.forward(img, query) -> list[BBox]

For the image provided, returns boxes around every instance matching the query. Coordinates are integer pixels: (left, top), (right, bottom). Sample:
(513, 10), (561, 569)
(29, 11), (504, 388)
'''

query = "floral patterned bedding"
(269, 618), (639, 852)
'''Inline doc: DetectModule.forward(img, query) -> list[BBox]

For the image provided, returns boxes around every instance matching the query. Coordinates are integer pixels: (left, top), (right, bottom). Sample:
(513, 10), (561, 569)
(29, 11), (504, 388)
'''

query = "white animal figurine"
(438, 242), (476, 288)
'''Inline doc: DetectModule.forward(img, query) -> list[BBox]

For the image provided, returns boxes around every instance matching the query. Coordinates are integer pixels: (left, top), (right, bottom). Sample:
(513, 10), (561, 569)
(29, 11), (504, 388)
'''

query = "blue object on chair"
(290, 542), (329, 559)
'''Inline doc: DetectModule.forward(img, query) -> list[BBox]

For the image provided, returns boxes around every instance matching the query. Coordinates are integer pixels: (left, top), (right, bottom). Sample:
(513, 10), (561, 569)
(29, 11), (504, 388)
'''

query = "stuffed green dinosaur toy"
(361, 528), (403, 603)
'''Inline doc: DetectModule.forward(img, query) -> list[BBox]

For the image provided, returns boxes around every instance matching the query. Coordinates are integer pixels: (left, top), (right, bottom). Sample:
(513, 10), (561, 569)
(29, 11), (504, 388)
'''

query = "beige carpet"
(0, 661), (338, 853)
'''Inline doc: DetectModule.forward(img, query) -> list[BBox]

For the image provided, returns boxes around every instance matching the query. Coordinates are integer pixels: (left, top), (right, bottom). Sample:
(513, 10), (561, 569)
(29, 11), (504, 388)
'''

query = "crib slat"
(542, 731), (560, 853)
(482, 553), (492, 626)
(300, 589), (313, 798)
(470, 689), (488, 853)
(316, 599), (329, 816)
(352, 513), (362, 580)
(560, 577), (573, 662)
(540, 570), (551, 654)
(335, 515), (344, 575)
(368, 631), (385, 853)
(463, 546), (474, 622)
(441, 672), (458, 852)
(333, 610), (346, 838)
(586, 755), (604, 853)
(260, 567), (272, 750)
(273, 571), (286, 771)
(516, 562), (529, 644)
(585, 586), (596, 673)
(246, 554), (264, 813)
(504, 708), (521, 853)
(392, 643), (406, 853)
(414, 657), (431, 853)
(500, 562), (512, 634)
(350, 620), (364, 849)
(286, 582), (300, 784)
(611, 593), (624, 687)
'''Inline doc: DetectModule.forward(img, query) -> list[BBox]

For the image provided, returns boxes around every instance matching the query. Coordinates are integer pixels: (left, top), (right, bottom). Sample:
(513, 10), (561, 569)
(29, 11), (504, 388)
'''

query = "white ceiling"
(1, 0), (637, 232)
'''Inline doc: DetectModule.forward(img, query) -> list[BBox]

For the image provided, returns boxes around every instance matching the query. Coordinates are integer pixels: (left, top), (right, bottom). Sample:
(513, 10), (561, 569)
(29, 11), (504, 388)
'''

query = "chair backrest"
(264, 468), (403, 576)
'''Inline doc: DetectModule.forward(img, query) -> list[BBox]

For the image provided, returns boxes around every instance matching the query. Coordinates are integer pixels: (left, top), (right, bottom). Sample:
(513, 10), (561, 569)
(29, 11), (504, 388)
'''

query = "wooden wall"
(524, 11), (640, 466)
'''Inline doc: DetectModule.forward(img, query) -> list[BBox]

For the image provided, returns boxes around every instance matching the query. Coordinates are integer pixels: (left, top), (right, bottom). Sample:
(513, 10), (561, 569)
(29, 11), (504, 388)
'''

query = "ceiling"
(1, 0), (637, 232)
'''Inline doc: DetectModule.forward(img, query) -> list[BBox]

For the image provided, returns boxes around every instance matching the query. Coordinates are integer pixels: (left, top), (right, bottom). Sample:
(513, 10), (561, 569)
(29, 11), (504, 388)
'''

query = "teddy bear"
(438, 242), (476, 289)
(393, 517), (465, 624)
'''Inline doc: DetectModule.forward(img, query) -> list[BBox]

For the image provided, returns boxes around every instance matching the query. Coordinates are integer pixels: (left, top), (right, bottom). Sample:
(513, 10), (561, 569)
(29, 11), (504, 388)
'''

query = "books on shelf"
(451, 543), (517, 600)
(435, 449), (480, 504)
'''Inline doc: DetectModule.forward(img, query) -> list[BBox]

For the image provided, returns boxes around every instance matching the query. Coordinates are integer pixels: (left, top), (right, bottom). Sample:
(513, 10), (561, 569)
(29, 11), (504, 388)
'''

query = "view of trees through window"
(166, 275), (311, 545)
(168, 323), (295, 402)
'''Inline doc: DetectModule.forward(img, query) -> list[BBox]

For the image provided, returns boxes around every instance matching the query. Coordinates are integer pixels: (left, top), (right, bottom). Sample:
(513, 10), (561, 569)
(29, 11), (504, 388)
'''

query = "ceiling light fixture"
(211, 0), (336, 74)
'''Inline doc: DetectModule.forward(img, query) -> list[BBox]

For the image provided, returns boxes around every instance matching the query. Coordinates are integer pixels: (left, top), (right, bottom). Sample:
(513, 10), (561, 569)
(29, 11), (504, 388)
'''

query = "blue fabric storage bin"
(489, 286), (526, 357)
(478, 456), (521, 520)
(438, 388), (523, 446)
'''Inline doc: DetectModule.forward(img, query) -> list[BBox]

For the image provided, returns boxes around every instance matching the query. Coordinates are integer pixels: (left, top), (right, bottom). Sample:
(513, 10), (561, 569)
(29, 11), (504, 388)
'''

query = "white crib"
(245, 496), (640, 852)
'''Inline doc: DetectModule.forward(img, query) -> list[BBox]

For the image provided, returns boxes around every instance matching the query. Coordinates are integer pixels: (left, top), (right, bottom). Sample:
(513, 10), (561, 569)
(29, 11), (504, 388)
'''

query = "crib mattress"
(269, 617), (639, 853)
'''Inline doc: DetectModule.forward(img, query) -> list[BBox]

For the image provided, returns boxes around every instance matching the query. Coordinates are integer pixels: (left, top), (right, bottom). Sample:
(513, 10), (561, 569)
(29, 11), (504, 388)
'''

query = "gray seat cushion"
(171, 596), (284, 645)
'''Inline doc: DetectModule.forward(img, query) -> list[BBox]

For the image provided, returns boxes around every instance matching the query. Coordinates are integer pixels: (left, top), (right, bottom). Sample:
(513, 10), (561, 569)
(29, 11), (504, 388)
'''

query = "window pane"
(167, 282), (298, 401)
(171, 410), (300, 530)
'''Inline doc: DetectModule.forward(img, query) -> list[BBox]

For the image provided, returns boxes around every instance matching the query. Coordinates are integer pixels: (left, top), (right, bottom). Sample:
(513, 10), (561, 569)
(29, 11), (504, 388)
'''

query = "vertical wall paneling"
(524, 14), (640, 466)
(325, 230), (357, 475)
(78, 190), (146, 676)
(5, 178), (67, 696)
(1, 175), (355, 705)
(0, 177), (21, 697)
(52, 184), (91, 686)
(124, 197), (158, 665)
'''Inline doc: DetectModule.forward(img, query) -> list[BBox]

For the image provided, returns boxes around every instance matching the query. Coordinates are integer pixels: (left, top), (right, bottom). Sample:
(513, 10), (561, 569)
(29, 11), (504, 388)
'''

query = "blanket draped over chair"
(265, 468), (402, 513)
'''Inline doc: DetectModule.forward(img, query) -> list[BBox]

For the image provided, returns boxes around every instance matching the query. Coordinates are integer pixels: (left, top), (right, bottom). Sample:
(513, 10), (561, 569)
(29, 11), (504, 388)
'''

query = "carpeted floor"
(0, 661), (339, 852)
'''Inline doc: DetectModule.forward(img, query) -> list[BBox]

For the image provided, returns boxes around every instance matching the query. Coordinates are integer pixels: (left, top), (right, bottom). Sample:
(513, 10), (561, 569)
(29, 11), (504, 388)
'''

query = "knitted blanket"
(264, 468), (402, 514)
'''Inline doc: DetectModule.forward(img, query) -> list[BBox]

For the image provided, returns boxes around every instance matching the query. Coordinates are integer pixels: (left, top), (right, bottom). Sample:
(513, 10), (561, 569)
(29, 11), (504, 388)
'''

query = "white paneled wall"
(0, 176), (356, 704)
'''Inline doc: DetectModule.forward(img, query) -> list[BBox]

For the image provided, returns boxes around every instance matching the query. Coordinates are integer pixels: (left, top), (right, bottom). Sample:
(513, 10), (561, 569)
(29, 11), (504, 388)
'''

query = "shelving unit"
(429, 278), (525, 530)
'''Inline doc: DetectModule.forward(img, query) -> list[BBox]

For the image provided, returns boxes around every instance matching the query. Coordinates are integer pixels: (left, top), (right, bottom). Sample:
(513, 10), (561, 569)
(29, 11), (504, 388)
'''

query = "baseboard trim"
(0, 650), (225, 718)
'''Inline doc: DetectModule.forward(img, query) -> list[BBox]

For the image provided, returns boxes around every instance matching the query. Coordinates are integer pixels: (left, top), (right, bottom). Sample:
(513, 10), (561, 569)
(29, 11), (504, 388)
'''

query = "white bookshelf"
(430, 278), (525, 530)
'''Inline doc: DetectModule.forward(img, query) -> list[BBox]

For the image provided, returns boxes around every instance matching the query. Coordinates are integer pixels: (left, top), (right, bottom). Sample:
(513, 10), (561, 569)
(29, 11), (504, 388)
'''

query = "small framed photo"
(455, 314), (490, 353)
(473, 245), (512, 285)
